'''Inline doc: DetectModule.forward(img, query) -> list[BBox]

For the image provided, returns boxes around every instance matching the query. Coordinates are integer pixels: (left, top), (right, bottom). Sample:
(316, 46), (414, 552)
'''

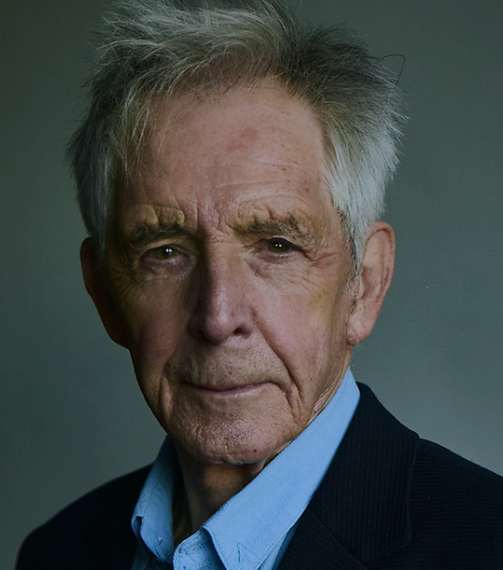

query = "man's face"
(97, 84), (358, 466)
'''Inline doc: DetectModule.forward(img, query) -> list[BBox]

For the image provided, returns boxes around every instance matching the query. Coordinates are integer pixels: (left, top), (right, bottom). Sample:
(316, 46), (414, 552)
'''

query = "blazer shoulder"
(405, 439), (503, 565)
(16, 465), (151, 570)
(413, 437), (503, 506)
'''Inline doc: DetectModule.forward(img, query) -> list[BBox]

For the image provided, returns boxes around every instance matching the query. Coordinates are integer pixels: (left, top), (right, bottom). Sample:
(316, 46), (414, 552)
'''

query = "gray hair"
(69, 0), (405, 266)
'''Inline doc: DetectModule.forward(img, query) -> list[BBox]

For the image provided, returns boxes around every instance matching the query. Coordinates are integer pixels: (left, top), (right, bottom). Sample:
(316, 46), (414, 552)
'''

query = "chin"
(171, 418), (295, 467)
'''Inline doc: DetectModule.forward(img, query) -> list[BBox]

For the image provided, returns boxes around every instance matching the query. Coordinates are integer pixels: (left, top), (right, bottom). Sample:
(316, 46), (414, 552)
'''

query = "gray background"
(2, 1), (502, 567)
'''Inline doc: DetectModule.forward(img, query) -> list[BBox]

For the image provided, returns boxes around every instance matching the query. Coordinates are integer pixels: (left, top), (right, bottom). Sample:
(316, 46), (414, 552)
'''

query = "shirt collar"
(131, 437), (178, 561)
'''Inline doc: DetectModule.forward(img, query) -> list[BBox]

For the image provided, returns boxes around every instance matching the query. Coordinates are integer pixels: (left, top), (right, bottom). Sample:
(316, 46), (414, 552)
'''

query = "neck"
(173, 447), (266, 541)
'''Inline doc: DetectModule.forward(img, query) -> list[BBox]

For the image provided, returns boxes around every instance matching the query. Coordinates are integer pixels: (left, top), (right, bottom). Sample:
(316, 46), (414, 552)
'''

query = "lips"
(186, 381), (269, 396)
(164, 354), (283, 396)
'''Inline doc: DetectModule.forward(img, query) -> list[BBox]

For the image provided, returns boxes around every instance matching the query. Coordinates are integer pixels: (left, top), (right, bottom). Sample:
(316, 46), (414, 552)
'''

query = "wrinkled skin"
(82, 82), (394, 525)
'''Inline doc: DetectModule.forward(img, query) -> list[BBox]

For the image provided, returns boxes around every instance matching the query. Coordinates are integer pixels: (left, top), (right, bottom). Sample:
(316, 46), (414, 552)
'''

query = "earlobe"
(347, 222), (395, 346)
(80, 238), (129, 348)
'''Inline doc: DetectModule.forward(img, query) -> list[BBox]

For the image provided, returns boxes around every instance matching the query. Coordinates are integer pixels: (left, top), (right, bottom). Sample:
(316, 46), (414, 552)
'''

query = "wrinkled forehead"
(109, 82), (335, 241)
(126, 81), (323, 172)
(148, 83), (323, 164)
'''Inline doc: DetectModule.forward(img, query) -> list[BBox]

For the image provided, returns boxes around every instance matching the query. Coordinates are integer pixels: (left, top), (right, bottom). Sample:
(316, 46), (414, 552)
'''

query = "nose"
(188, 252), (254, 344)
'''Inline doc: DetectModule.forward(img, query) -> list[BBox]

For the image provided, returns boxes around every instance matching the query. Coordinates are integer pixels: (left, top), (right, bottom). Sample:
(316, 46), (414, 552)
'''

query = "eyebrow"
(237, 216), (312, 242)
(123, 222), (193, 251)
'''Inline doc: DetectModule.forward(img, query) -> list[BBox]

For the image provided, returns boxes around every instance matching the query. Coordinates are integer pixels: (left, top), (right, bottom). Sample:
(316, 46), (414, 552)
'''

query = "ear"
(80, 238), (129, 348)
(347, 222), (395, 346)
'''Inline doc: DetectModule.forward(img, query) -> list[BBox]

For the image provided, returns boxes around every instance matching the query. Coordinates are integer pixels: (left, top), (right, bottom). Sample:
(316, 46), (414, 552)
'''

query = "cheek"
(264, 281), (344, 353)
(112, 279), (190, 372)
(262, 270), (352, 386)
(288, 268), (351, 332)
(125, 303), (187, 420)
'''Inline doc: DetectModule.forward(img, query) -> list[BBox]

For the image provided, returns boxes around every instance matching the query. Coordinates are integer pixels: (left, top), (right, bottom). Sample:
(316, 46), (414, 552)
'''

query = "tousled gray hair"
(69, 0), (404, 266)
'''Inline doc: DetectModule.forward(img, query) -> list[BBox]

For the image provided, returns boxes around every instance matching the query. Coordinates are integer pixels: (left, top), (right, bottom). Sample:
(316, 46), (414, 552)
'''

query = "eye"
(145, 245), (180, 260)
(266, 238), (298, 254)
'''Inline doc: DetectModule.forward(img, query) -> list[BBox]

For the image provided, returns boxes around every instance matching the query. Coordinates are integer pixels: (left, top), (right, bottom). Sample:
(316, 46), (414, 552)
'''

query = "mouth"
(186, 382), (269, 397)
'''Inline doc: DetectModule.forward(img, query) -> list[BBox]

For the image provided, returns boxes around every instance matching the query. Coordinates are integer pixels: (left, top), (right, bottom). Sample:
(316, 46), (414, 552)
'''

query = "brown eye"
(148, 245), (180, 260)
(266, 238), (295, 253)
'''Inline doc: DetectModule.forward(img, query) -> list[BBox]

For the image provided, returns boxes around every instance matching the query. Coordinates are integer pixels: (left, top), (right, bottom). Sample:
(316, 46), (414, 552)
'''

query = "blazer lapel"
(280, 383), (419, 569)
(277, 509), (368, 570)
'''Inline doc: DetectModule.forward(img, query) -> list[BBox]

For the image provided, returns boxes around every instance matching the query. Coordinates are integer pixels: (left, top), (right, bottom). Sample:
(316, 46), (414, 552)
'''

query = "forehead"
(117, 83), (335, 236)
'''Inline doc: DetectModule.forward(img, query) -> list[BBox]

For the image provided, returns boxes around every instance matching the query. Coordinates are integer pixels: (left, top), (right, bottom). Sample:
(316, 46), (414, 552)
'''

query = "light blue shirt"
(131, 368), (360, 570)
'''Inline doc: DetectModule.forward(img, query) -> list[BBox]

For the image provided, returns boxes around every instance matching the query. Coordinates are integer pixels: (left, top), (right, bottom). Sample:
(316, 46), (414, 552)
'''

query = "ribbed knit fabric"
(17, 384), (503, 570)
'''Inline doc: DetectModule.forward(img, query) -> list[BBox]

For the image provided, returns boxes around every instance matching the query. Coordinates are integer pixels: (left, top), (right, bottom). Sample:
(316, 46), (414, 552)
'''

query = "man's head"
(70, 0), (403, 266)
(75, 0), (402, 468)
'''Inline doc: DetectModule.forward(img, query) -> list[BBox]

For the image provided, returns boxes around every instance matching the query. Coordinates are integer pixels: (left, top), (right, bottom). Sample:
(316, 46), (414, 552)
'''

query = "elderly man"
(17, 1), (503, 569)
